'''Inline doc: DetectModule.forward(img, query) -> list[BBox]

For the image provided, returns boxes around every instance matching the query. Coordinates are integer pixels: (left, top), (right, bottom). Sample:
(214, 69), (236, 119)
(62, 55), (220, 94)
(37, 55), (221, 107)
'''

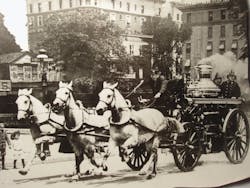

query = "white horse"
(52, 81), (110, 180)
(15, 88), (65, 175)
(96, 82), (181, 179)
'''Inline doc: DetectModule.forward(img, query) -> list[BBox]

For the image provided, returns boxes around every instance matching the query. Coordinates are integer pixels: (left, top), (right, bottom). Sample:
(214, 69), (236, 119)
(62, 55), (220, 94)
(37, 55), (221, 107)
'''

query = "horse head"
(16, 88), (33, 120)
(96, 81), (120, 115)
(52, 81), (73, 113)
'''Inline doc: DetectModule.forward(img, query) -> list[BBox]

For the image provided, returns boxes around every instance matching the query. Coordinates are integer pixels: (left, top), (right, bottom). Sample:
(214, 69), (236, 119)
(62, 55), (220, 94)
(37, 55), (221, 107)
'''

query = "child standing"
(10, 131), (25, 169)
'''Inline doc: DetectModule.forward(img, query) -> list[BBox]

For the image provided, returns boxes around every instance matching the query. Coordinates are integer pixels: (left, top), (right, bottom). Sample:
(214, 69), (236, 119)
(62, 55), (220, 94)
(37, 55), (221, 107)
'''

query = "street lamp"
(37, 49), (48, 103)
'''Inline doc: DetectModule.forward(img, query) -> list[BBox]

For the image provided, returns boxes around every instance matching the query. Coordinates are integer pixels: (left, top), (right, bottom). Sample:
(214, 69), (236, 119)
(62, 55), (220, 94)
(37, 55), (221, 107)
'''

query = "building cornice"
(177, 2), (230, 12)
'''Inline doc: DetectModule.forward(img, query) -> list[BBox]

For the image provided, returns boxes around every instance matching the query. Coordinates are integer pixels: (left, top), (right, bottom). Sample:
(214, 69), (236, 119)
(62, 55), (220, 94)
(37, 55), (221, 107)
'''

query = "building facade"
(26, 0), (166, 54)
(179, 0), (245, 68)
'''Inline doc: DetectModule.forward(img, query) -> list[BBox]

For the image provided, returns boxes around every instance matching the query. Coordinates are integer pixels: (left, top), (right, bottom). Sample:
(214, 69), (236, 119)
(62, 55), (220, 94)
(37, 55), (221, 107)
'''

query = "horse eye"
(65, 92), (69, 95)
(107, 95), (111, 98)
(24, 101), (28, 104)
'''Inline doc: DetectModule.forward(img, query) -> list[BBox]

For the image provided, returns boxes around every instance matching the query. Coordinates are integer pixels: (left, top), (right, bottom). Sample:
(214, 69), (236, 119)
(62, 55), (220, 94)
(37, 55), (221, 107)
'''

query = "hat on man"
(0, 123), (4, 129)
(227, 70), (236, 79)
(213, 73), (222, 81)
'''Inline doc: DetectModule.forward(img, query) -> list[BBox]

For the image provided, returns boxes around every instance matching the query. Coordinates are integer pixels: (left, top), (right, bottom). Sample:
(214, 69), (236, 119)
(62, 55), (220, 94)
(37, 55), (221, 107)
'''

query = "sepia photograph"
(0, 0), (250, 187)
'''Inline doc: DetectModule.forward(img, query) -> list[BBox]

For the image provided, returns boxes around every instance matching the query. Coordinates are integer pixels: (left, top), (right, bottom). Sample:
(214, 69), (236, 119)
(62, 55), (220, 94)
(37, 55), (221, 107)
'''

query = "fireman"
(221, 71), (241, 98)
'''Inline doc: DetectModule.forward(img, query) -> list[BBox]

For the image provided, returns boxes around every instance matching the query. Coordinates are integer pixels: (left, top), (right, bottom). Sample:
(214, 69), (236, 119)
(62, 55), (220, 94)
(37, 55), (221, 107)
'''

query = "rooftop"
(176, 1), (230, 11)
(0, 51), (30, 64)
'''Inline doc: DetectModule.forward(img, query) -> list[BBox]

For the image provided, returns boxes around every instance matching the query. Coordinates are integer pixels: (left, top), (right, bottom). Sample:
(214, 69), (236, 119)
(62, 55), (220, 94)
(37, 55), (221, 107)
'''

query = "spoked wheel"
(172, 122), (202, 172)
(125, 143), (151, 171)
(223, 109), (249, 164)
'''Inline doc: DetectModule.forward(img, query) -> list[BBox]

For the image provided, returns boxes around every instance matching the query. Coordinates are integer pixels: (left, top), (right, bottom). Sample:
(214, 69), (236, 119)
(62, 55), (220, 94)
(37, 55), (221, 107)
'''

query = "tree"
(142, 16), (192, 78)
(39, 9), (129, 91)
(0, 13), (21, 55)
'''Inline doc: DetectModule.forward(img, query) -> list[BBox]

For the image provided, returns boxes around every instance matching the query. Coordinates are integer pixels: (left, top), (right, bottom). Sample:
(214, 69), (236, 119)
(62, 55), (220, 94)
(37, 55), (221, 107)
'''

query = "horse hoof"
(103, 165), (108, 172)
(70, 174), (80, 181)
(18, 170), (28, 175)
(39, 153), (46, 161)
(84, 169), (93, 175)
(147, 173), (156, 180)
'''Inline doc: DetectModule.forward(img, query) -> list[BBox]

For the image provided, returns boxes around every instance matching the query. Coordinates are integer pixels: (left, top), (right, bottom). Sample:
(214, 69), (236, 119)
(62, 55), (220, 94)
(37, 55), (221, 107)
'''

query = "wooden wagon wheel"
(223, 108), (249, 164)
(125, 143), (151, 171)
(172, 122), (202, 172)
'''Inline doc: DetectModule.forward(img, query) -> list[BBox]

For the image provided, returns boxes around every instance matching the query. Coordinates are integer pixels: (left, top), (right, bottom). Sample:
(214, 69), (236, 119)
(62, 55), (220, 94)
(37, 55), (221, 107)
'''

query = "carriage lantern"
(37, 49), (48, 102)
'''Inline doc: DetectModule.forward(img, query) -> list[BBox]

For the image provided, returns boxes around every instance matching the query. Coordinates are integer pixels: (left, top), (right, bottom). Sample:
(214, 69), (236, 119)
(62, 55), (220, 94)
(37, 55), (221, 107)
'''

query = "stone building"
(178, 0), (246, 68)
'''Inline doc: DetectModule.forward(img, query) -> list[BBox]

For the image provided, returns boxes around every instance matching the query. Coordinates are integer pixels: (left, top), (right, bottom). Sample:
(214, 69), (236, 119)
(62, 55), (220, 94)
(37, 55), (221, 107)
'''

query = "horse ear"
(28, 88), (33, 95)
(59, 81), (63, 87)
(17, 89), (21, 96)
(69, 81), (73, 87)
(103, 81), (107, 88)
(112, 82), (118, 89)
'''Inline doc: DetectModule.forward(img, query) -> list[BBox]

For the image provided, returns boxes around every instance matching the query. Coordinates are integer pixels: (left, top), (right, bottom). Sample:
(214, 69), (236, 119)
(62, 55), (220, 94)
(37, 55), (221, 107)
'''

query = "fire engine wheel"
(223, 108), (249, 164)
(125, 143), (151, 171)
(172, 122), (202, 172)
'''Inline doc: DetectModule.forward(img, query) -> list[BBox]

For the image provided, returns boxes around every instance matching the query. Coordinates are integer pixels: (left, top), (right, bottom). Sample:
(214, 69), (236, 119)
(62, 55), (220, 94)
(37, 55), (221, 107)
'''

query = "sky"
(0, 0), (28, 50)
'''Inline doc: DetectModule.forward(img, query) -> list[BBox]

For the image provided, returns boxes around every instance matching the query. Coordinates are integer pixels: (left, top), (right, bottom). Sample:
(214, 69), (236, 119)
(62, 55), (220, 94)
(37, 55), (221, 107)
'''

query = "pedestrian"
(220, 71), (241, 98)
(10, 130), (25, 169)
(0, 123), (11, 170)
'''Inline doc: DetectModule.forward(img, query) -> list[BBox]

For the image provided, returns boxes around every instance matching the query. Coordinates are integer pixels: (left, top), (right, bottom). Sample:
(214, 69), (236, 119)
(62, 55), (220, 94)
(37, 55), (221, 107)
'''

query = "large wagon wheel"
(125, 143), (151, 171)
(223, 108), (249, 164)
(172, 122), (202, 172)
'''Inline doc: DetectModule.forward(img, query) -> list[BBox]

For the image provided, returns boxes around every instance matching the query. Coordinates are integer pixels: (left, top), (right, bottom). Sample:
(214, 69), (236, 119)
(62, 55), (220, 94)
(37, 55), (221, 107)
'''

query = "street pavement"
(0, 133), (250, 188)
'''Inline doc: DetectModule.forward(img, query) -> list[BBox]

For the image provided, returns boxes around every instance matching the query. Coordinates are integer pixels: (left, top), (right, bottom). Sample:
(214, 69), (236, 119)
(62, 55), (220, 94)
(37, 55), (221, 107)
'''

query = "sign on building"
(0, 80), (11, 91)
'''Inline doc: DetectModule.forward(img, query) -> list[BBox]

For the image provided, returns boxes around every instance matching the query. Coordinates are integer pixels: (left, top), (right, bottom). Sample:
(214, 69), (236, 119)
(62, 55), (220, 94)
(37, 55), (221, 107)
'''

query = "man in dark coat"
(149, 69), (168, 105)
(221, 71), (241, 98)
(0, 123), (11, 170)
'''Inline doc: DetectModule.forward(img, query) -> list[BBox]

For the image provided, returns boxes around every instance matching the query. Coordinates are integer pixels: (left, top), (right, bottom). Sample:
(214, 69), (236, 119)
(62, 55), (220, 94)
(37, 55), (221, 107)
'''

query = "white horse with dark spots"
(52, 81), (110, 180)
(15, 88), (65, 175)
(96, 82), (181, 179)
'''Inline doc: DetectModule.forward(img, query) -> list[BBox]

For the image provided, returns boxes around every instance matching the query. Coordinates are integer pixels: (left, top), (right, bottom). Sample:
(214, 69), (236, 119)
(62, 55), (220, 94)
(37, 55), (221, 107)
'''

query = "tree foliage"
(142, 16), (192, 78)
(0, 13), (21, 55)
(39, 9), (129, 89)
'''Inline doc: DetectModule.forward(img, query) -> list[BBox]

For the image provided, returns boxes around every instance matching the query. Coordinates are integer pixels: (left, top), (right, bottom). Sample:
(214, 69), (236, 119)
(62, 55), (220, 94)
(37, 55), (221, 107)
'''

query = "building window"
(208, 11), (213, 21)
(126, 15), (131, 27)
(206, 42), (213, 57)
(141, 5), (144, 14)
(48, 1), (52, 10)
(159, 8), (161, 16)
(233, 24), (238, 36)
(231, 40), (238, 55)
(59, 0), (63, 9)
(69, 0), (73, 7)
(110, 13), (116, 22)
(187, 13), (191, 23)
(38, 3), (42, 12)
(29, 4), (33, 13)
(208, 26), (213, 38)
(79, 0), (82, 5)
(32, 66), (38, 81)
(220, 25), (225, 37)
(221, 9), (226, 20)
(134, 4), (137, 11)
(129, 45), (134, 55)
(94, 0), (97, 6)
(119, 1), (122, 8)
(17, 66), (24, 81)
(119, 14), (123, 20)
(140, 17), (145, 25)
(37, 16), (43, 26)
(127, 2), (130, 11)
(111, 0), (115, 9)
(219, 40), (225, 54)
(86, 0), (91, 5)
(186, 43), (191, 59)
(176, 13), (179, 20)
(28, 16), (35, 28)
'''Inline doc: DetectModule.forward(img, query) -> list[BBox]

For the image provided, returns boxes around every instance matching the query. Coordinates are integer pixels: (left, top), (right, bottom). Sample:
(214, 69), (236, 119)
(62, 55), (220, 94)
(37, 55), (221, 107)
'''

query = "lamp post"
(37, 49), (48, 103)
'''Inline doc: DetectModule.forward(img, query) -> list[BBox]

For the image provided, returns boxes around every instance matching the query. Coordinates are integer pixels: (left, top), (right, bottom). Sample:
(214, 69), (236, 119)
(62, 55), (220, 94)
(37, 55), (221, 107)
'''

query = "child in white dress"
(11, 131), (25, 169)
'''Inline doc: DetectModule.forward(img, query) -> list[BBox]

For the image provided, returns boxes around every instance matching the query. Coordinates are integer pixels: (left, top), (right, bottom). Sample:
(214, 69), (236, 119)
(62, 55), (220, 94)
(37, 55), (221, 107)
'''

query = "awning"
(231, 42), (238, 49)
(206, 44), (212, 50)
(219, 43), (225, 50)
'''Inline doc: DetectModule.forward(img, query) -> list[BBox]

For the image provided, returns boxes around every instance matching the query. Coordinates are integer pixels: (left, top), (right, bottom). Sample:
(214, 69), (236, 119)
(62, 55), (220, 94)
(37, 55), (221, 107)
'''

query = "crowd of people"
(0, 123), (25, 170)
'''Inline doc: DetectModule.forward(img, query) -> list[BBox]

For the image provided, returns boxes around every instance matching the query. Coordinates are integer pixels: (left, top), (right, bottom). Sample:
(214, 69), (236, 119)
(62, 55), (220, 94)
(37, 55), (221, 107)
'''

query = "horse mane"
(110, 89), (130, 124)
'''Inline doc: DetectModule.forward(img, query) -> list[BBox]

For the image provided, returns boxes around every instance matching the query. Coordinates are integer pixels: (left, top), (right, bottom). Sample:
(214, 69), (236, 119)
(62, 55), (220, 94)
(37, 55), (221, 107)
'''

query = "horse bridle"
(98, 87), (116, 110)
(55, 87), (72, 108)
(17, 94), (32, 115)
